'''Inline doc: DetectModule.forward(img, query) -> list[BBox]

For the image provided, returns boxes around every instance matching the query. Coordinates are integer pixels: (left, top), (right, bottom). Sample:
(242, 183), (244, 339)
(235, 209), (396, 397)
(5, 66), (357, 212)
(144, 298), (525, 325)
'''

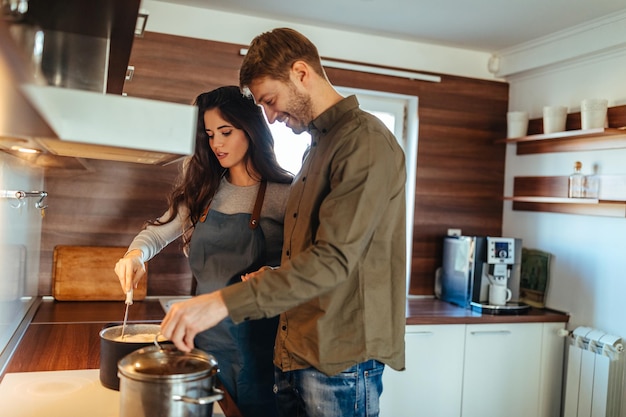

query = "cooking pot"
(117, 344), (223, 417)
(99, 323), (168, 390)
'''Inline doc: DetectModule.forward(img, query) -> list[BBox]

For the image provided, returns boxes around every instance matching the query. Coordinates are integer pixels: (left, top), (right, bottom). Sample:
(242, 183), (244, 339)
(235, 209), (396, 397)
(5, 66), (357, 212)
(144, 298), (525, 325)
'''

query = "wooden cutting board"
(52, 245), (147, 301)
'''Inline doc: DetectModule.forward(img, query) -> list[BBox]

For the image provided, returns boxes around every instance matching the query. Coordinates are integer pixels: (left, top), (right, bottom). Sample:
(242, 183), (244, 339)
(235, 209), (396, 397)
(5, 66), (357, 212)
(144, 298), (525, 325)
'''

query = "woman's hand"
(241, 265), (275, 282)
(114, 249), (146, 293)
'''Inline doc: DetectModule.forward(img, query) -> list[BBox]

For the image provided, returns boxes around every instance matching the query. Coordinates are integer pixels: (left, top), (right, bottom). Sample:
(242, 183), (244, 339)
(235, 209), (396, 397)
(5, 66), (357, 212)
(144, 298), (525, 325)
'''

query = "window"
(270, 123), (311, 176)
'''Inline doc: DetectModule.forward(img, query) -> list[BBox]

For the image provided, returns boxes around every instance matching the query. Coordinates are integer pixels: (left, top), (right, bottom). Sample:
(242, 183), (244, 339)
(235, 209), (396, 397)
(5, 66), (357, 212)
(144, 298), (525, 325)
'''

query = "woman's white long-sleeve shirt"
(127, 177), (290, 263)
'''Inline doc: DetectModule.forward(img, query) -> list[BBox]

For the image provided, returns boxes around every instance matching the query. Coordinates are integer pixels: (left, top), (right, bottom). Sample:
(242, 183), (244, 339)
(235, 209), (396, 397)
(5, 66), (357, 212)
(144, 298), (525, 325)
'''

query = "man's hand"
(160, 291), (228, 352)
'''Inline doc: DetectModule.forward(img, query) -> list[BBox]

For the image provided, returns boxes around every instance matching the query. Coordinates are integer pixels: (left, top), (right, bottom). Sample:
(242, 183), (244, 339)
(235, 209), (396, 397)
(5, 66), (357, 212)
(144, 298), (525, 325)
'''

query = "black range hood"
(0, 0), (197, 166)
(13, 0), (140, 94)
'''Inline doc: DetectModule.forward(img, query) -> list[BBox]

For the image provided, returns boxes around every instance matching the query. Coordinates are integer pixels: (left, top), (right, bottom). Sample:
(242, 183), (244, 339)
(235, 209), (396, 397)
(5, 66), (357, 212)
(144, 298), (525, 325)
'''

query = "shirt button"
(293, 212), (297, 218)
(286, 250), (290, 257)
(302, 176), (306, 182)
(281, 325), (287, 331)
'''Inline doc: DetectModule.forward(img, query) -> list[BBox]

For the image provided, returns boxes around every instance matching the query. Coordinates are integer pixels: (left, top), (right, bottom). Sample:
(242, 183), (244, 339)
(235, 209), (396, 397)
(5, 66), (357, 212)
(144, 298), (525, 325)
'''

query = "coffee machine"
(439, 235), (529, 314)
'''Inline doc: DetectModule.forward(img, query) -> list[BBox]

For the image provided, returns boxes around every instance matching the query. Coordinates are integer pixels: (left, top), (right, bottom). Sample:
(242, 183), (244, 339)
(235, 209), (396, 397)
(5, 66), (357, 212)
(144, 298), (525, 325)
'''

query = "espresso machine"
(439, 235), (529, 314)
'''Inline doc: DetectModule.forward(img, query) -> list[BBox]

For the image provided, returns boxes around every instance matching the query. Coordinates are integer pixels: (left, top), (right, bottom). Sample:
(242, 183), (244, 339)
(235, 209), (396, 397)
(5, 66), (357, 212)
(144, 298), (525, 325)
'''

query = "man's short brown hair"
(239, 28), (327, 89)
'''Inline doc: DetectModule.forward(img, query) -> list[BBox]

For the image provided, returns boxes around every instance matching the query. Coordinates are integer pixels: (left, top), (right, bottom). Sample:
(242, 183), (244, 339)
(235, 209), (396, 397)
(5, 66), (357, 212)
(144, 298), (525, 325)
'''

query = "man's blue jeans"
(273, 360), (385, 417)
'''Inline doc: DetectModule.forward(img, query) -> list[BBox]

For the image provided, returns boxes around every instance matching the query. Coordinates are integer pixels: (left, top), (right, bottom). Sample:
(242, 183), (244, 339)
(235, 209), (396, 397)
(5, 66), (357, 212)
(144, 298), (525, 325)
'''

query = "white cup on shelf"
(507, 111), (529, 138)
(581, 99), (608, 130)
(543, 105), (567, 134)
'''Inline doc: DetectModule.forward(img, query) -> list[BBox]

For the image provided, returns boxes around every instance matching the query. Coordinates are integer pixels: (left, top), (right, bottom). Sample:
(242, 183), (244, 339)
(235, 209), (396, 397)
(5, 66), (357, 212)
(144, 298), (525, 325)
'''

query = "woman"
(114, 86), (293, 417)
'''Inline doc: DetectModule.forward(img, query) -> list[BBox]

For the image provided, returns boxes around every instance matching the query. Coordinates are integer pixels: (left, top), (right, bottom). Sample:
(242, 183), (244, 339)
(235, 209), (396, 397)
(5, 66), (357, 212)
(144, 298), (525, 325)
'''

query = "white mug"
(506, 111), (529, 138)
(581, 98), (608, 130)
(489, 284), (512, 306)
(543, 105), (567, 134)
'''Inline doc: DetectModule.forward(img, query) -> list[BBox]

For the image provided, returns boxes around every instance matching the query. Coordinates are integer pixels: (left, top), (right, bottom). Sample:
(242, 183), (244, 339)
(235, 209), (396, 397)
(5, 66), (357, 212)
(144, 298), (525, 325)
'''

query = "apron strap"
(249, 180), (267, 229)
(199, 202), (211, 223)
(199, 181), (267, 227)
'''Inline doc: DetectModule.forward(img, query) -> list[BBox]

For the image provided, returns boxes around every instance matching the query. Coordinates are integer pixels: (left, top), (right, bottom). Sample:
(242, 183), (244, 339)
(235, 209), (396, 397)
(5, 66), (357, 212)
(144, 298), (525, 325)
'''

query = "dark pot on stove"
(99, 323), (167, 390)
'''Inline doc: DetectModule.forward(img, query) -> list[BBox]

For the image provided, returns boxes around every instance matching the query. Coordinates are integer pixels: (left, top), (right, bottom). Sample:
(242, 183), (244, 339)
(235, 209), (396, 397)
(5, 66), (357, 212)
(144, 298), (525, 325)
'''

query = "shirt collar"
(308, 95), (360, 136)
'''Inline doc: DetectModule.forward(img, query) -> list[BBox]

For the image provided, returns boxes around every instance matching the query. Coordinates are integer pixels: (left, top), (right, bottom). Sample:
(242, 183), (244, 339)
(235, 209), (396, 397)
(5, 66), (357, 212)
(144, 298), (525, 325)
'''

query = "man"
(161, 27), (407, 417)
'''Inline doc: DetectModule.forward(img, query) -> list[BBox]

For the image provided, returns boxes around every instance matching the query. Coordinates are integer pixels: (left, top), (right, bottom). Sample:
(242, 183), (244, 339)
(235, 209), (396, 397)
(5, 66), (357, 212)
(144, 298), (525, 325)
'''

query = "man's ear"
(290, 60), (310, 85)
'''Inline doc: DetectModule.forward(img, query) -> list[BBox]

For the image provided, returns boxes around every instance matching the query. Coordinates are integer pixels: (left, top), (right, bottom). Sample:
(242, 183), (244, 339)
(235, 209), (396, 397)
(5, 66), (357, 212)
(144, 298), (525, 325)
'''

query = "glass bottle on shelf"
(568, 161), (584, 198)
(583, 164), (600, 199)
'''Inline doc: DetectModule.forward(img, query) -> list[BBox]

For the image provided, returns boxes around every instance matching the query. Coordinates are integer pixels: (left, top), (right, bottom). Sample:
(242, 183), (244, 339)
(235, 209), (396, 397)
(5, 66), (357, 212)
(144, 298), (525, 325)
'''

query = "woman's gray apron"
(188, 182), (278, 417)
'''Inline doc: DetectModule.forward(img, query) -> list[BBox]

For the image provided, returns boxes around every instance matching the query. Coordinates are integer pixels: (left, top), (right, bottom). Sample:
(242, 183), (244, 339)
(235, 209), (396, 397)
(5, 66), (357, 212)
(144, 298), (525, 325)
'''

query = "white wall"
(142, 0), (495, 80)
(0, 153), (43, 362)
(503, 24), (626, 341)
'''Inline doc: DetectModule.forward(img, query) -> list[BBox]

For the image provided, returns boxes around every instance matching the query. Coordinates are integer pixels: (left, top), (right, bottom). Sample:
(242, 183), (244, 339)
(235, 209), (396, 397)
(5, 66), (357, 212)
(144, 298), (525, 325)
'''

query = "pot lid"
(118, 344), (218, 381)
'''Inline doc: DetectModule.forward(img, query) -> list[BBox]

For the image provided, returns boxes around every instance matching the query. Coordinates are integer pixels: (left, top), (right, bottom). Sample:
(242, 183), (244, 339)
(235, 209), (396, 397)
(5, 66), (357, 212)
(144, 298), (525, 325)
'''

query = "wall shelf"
(500, 105), (626, 216)
(509, 175), (626, 217)
(496, 104), (626, 155)
(508, 200), (626, 217)
(504, 196), (599, 204)
(498, 128), (626, 155)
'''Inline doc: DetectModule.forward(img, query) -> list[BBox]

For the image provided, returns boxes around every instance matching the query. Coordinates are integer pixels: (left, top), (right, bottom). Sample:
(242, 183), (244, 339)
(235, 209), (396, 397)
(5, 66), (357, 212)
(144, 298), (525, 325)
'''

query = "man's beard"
(284, 84), (314, 134)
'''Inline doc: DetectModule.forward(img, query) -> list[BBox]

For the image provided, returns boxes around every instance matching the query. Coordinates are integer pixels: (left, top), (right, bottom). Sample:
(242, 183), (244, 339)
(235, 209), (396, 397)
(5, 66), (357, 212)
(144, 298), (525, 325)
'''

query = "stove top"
(0, 369), (118, 417)
(0, 369), (225, 416)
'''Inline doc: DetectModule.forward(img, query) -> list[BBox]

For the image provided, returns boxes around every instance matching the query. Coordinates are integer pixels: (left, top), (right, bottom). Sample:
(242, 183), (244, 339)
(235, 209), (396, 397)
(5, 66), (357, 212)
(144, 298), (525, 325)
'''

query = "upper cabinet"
(502, 105), (626, 217)
(123, 31), (243, 104)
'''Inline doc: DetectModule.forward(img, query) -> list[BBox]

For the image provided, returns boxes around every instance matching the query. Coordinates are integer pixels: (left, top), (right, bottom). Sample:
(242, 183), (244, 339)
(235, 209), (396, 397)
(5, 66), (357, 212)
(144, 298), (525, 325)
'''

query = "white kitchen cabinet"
(460, 322), (566, 417)
(379, 320), (565, 417)
(379, 324), (465, 417)
(537, 322), (566, 417)
(461, 323), (544, 417)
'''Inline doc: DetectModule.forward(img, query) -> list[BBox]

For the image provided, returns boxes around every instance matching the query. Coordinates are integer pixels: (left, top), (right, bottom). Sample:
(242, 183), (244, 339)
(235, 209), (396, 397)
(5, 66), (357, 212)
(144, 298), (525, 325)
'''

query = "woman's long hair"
(155, 86), (293, 246)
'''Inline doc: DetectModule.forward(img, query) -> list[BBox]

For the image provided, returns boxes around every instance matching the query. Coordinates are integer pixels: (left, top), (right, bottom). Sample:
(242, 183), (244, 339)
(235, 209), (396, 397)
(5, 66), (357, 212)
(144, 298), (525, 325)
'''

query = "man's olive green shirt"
(222, 95), (407, 375)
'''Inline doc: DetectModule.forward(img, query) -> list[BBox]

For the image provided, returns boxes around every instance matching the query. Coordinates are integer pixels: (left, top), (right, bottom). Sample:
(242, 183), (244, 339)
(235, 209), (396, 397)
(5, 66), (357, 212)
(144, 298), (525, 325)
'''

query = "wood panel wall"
(40, 32), (509, 296)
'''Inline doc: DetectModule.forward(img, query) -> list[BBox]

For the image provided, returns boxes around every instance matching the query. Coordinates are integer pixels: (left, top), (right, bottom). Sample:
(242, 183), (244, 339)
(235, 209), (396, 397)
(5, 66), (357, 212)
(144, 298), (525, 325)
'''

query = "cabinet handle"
(413, 331), (434, 336)
(470, 330), (511, 336)
(125, 66), (135, 81)
(135, 12), (149, 37)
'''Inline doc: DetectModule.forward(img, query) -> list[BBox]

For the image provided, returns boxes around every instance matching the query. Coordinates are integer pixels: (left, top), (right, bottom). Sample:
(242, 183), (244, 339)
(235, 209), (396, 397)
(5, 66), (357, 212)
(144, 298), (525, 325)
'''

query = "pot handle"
(172, 387), (224, 405)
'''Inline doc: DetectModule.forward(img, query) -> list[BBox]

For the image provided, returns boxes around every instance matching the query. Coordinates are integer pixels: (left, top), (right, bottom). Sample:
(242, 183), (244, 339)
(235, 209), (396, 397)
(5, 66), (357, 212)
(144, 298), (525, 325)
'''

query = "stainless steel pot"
(99, 323), (166, 390)
(117, 344), (223, 417)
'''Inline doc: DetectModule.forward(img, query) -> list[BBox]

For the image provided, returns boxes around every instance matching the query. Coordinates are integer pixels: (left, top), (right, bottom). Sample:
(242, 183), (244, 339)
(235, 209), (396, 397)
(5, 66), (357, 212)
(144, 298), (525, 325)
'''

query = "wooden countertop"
(3, 299), (165, 374)
(4, 296), (568, 375)
(28, 296), (570, 326)
(30, 298), (166, 324)
(405, 297), (569, 325)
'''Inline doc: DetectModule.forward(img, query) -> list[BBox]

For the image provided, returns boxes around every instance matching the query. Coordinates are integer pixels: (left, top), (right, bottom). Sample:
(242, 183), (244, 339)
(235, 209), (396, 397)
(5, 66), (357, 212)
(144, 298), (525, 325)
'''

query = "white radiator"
(563, 327), (625, 417)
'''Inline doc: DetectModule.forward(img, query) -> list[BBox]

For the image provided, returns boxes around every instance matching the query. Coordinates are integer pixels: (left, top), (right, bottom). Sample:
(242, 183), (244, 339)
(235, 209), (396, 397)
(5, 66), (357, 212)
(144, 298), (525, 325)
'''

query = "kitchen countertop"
(404, 296), (569, 325)
(0, 369), (226, 417)
(28, 296), (570, 325)
(0, 369), (120, 417)
(3, 296), (568, 375)
(3, 298), (165, 374)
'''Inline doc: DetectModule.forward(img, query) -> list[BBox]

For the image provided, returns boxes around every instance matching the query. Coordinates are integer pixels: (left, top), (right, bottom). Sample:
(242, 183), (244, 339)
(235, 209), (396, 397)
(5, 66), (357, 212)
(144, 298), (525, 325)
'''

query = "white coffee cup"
(543, 105), (567, 134)
(507, 111), (529, 138)
(581, 99), (608, 130)
(489, 284), (512, 306)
